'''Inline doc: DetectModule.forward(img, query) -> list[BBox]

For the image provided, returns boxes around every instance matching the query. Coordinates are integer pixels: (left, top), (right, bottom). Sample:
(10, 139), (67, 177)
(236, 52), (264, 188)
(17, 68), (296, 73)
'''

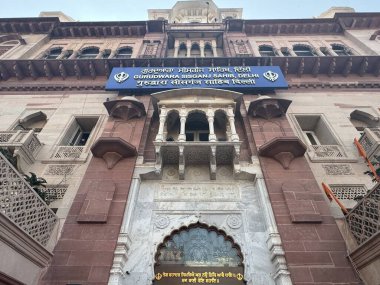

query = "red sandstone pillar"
(41, 96), (151, 285)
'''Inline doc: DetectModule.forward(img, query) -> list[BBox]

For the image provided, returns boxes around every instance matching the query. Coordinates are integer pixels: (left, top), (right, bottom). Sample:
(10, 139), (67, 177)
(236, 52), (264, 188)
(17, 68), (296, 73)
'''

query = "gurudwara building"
(0, 1), (379, 285)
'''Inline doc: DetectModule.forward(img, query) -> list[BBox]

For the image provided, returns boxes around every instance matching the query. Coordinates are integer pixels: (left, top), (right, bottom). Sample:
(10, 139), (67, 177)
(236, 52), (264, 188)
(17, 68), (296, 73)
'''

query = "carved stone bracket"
(258, 137), (307, 169)
(91, 137), (137, 169)
(103, 96), (146, 121)
(248, 96), (292, 119)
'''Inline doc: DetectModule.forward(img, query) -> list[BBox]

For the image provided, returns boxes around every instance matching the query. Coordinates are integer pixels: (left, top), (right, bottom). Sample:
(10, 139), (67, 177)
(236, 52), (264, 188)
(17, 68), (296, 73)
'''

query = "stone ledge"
(91, 137), (137, 169)
(258, 136), (307, 169)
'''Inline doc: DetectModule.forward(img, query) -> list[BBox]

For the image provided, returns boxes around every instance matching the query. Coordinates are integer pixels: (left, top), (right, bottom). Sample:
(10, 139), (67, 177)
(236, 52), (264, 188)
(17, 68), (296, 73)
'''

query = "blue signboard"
(105, 66), (287, 91)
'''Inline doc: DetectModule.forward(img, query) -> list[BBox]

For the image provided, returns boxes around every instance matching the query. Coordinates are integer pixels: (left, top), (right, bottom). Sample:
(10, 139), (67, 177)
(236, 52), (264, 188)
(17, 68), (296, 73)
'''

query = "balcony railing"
(0, 152), (57, 246)
(0, 130), (42, 171)
(346, 183), (380, 245)
(358, 128), (380, 162)
(154, 141), (241, 179)
(52, 146), (85, 160)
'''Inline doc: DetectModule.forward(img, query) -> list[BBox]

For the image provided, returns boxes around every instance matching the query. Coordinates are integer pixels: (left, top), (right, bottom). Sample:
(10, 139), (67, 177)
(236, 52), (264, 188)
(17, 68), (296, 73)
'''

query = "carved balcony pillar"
(155, 106), (167, 142)
(212, 40), (218, 57)
(227, 106), (239, 142)
(174, 44), (179, 58)
(178, 107), (188, 142)
(200, 40), (205, 58)
(207, 107), (216, 142)
(187, 40), (191, 58)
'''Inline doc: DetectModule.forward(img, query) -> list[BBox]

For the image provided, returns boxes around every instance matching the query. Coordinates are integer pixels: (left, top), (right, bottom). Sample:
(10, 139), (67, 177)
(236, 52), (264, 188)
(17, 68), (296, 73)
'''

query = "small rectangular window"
(61, 116), (99, 146)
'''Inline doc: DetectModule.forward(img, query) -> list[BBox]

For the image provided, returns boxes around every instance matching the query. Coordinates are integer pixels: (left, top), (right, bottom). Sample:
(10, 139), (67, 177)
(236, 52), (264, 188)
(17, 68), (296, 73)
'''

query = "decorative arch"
(185, 110), (209, 141)
(0, 35), (24, 57)
(178, 42), (187, 57)
(77, 46), (100, 59)
(16, 111), (47, 132)
(214, 109), (228, 141)
(292, 44), (316, 56)
(115, 46), (133, 59)
(190, 42), (201, 57)
(41, 46), (64, 59)
(154, 222), (244, 267)
(330, 43), (353, 56)
(258, 44), (276, 57)
(0, 34), (25, 45)
(204, 42), (213, 57)
(165, 109), (180, 141)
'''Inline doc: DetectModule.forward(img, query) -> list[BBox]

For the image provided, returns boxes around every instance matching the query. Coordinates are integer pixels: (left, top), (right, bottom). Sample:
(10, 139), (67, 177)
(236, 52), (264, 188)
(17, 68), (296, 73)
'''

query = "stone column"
(174, 40), (179, 58)
(109, 50), (117, 59)
(274, 47), (284, 57)
(207, 107), (216, 142)
(178, 107), (188, 142)
(155, 106), (167, 142)
(315, 48), (325, 56)
(227, 106), (239, 142)
(200, 40), (205, 58)
(212, 40), (218, 57)
(57, 49), (70, 59)
(96, 49), (108, 59)
(187, 40), (191, 57)
(68, 50), (78, 59)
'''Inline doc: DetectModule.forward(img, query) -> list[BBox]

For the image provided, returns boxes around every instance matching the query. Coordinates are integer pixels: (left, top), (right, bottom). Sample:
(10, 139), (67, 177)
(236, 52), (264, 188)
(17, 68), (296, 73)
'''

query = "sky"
(0, 0), (376, 21)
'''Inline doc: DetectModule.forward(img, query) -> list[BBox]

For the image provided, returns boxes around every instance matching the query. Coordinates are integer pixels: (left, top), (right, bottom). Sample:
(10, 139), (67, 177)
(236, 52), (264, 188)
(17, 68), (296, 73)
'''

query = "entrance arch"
(154, 223), (245, 284)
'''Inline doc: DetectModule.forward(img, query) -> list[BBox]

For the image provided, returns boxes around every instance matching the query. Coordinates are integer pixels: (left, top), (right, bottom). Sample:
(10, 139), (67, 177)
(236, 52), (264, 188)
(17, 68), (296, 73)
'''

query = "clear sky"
(0, 0), (376, 21)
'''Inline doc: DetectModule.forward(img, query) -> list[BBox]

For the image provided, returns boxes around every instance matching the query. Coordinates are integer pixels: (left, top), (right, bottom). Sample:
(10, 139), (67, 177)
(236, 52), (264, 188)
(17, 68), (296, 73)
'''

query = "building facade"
(0, 1), (379, 285)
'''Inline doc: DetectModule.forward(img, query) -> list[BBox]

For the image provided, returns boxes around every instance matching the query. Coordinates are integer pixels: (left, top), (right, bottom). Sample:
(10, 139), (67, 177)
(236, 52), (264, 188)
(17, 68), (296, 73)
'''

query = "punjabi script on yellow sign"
(155, 271), (244, 283)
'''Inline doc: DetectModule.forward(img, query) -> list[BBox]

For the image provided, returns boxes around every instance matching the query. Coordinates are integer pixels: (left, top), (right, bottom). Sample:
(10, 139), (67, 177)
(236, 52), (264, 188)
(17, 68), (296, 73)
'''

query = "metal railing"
(0, 152), (57, 246)
(346, 183), (380, 245)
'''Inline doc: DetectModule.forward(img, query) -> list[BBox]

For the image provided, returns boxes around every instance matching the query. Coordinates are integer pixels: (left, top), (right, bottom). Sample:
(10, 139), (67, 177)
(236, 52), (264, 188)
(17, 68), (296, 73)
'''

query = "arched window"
(14, 111), (47, 133)
(190, 43), (201, 57)
(185, 111), (209, 141)
(331, 44), (352, 56)
(178, 42), (187, 57)
(115, 46), (133, 59)
(155, 224), (243, 267)
(293, 45), (315, 56)
(204, 42), (213, 57)
(42, 47), (63, 59)
(165, 110), (180, 141)
(214, 110), (228, 141)
(259, 45), (276, 57)
(77, 47), (99, 59)
(0, 40), (20, 57)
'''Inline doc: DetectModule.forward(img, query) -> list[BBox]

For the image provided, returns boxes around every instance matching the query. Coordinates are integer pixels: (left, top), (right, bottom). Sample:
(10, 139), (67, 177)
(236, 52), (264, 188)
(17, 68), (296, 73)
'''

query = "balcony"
(345, 183), (380, 284)
(0, 130), (42, 172)
(358, 128), (380, 162)
(346, 183), (379, 245)
(154, 141), (241, 180)
(0, 152), (57, 246)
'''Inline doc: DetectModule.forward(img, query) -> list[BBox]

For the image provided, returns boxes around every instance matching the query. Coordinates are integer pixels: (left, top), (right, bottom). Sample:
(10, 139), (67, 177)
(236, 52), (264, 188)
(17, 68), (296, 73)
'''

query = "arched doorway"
(154, 223), (245, 284)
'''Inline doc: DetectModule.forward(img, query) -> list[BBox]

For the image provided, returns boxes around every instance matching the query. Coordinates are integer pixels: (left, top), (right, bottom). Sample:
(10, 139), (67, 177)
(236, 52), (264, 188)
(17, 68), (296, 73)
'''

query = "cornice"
(0, 56), (379, 82)
(0, 12), (379, 37)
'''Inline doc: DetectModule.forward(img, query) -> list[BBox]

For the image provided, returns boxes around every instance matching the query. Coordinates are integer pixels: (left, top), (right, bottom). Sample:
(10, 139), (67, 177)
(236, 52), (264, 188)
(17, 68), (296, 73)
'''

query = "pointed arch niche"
(154, 223), (245, 284)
